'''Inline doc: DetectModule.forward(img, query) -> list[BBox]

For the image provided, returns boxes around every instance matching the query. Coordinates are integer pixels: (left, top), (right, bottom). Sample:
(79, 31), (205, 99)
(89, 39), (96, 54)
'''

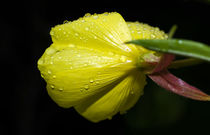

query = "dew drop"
(63, 20), (69, 24)
(93, 15), (99, 19)
(52, 75), (56, 79)
(58, 87), (63, 92)
(46, 48), (56, 55)
(151, 34), (156, 39)
(84, 85), (89, 90)
(75, 33), (79, 36)
(120, 56), (127, 62)
(108, 34), (114, 39)
(38, 59), (44, 65)
(50, 31), (54, 36)
(178, 40), (183, 44)
(51, 85), (55, 89)
(41, 74), (44, 78)
(84, 13), (91, 17)
(95, 81), (100, 85)
(94, 36), (97, 39)
(77, 54), (81, 57)
(85, 27), (89, 31)
(90, 79), (94, 83)
(68, 44), (75, 48)
(48, 70), (52, 74)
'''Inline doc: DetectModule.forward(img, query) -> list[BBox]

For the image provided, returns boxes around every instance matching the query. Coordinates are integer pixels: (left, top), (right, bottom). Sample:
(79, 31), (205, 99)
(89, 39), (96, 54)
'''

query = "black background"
(2, 0), (210, 135)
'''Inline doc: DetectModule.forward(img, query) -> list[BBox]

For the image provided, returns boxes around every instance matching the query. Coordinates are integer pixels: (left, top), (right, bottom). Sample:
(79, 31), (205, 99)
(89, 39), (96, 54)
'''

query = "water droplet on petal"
(90, 79), (94, 83)
(84, 13), (91, 17)
(93, 15), (98, 19)
(46, 48), (56, 55)
(68, 44), (75, 48)
(51, 85), (55, 89)
(38, 59), (44, 65)
(58, 87), (63, 92)
(48, 70), (52, 74)
(84, 85), (89, 90)
(85, 27), (89, 31)
(52, 75), (56, 79)
(63, 20), (69, 24)
(75, 33), (79, 36)
(120, 56), (127, 62)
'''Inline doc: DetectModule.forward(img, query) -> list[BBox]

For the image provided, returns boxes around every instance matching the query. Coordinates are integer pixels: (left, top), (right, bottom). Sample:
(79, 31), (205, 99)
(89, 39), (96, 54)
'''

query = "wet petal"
(75, 71), (146, 122)
(38, 45), (136, 108)
(50, 12), (139, 57)
(127, 22), (168, 53)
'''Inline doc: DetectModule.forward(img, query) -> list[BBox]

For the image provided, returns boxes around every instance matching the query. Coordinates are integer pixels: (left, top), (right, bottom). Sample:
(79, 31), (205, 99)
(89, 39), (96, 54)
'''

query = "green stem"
(168, 25), (178, 39)
(168, 58), (204, 69)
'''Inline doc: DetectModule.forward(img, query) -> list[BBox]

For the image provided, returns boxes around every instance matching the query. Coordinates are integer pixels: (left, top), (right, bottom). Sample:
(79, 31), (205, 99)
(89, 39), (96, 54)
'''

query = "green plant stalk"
(169, 58), (204, 69)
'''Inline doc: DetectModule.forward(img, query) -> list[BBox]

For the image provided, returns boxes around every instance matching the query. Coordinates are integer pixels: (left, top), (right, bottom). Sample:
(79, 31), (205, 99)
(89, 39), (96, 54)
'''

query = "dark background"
(2, 0), (210, 135)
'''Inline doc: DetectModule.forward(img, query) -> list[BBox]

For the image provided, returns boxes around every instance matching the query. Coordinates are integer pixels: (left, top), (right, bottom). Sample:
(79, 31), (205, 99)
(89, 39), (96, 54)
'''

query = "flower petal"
(127, 22), (168, 53)
(38, 45), (136, 108)
(50, 12), (139, 57)
(75, 71), (146, 123)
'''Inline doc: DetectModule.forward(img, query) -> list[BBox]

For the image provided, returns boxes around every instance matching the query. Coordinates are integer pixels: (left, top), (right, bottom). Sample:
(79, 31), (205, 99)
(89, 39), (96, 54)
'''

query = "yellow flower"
(37, 12), (167, 122)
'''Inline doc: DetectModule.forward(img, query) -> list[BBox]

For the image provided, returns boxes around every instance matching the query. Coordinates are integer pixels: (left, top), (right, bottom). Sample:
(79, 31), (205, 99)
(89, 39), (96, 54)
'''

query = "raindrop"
(46, 48), (56, 55)
(77, 54), (81, 57)
(63, 20), (69, 24)
(52, 75), (56, 79)
(38, 59), (43, 65)
(68, 44), (75, 48)
(120, 56), (127, 62)
(48, 70), (52, 74)
(93, 15), (99, 19)
(178, 40), (183, 44)
(94, 36), (97, 39)
(84, 13), (91, 17)
(75, 33), (79, 36)
(84, 84), (89, 90)
(95, 81), (100, 85)
(85, 27), (89, 31)
(50, 85), (55, 89)
(58, 87), (63, 91)
(151, 34), (156, 39)
(90, 79), (94, 83)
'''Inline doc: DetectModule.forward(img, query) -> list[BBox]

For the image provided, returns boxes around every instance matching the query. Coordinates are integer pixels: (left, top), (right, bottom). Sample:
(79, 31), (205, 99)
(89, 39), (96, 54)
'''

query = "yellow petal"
(75, 71), (146, 123)
(127, 22), (168, 53)
(38, 44), (136, 108)
(50, 12), (139, 57)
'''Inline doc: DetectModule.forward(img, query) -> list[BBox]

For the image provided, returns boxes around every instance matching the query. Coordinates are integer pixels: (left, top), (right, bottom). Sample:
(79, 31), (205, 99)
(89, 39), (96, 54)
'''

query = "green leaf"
(126, 39), (210, 62)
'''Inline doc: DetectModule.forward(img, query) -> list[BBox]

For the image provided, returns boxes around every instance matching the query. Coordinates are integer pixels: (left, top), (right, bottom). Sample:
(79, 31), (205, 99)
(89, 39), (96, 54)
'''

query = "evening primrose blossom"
(37, 12), (209, 122)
